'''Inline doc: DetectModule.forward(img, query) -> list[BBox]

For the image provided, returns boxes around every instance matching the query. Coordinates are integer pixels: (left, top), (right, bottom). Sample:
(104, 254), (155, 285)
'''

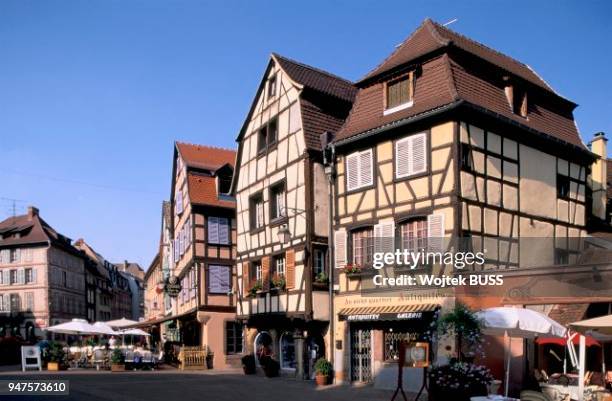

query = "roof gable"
(360, 19), (559, 97)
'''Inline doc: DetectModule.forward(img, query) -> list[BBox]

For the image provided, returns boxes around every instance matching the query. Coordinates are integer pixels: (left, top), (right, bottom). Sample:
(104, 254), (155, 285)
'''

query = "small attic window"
(504, 78), (528, 118)
(513, 86), (528, 118)
(268, 74), (277, 99)
(384, 72), (414, 115)
(218, 175), (232, 195)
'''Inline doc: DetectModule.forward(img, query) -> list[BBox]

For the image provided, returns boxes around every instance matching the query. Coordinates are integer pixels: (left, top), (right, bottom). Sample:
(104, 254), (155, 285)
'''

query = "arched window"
(280, 332), (296, 370)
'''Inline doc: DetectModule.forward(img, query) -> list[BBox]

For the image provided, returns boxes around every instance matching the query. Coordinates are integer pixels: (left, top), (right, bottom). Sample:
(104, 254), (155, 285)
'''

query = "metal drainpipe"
(325, 144), (336, 381)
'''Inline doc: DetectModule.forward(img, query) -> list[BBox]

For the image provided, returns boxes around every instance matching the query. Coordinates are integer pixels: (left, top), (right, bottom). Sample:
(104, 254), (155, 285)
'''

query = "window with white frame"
(399, 218), (428, 252)
(273, 254), (286, 278)
(270, 182), (286, 220)
(346, 149), (373, 191)
(254, 261), (263, 283)
(395, 133), (427, 178)
(175, 190), (184, 216)
(9, 249), (19, 263)
(352, 228), (374, 267)
(385, 72), (414, 113)
(250, 193), (265, 230)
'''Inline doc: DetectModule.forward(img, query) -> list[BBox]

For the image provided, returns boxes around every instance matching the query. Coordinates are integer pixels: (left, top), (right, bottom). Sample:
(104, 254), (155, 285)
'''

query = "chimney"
(27, 206), (39, 221)
(589, 132), (608, 221)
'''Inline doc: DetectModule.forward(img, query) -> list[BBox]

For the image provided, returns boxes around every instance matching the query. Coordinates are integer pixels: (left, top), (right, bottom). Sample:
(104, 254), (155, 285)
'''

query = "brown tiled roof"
(360, 19), (557, 95)
(336, 54), (459, 142)
(336, 31), (585, 149)
(0, 208), (82, 258)
(176, 142), (236, 171)
(273, 53), (357, 103)
(300, 97), (351, 151)
(187, 173), (235, 209)
(548, 303), (588, 326)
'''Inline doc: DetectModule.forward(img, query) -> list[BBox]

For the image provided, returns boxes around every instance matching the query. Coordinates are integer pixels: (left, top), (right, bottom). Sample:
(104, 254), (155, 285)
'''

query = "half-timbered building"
(167, 142), (240, 368)
(328, 19), (607, 389)
(232, 53), (356, 378)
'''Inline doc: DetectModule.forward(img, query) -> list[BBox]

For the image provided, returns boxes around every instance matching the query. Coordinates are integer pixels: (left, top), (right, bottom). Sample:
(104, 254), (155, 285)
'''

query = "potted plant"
(248, 281), (262, 297)
(314, 358), (333, 385)
(313, 272), (329, 289)
(271, 274), (286, 291)
(241, 354), (256, 375)
(344, 263), (362, 276)
(428, 362), (493, 401)
(110, 348), (125, 372)
(46, 342), (66, 371)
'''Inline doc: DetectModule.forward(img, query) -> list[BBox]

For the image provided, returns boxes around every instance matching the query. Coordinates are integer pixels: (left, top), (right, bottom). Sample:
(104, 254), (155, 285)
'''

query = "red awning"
(536, 335), (600, 347)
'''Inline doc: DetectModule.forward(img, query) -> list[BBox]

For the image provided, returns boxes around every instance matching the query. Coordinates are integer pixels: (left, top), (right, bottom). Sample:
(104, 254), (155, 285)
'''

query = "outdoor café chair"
(124, 350), (135, 370)
(92, 349), (107, 371)
(142, 351), (153, 370)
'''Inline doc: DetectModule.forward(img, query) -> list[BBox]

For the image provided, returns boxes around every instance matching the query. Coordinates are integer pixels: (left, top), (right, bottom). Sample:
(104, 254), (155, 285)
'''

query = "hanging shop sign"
(164, 275), (182, 298)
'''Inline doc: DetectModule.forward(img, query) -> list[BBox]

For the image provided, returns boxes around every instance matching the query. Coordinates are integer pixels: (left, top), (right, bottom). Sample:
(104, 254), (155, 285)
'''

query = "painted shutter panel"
(208, 217), (219, 244)
(262, 256), (270, 291)
(242, 262), (250, 294)
(334, 230), (347, 269)
(374, 221), (395, 256)
(346, 153), (360, 191)
(410, 133), (427, 175)
(395, 137), (411, 178)
(32, 268), (37, 284)
(285, 249), (295, 289)
(18, 269), (25, 285)
(427, 213), (445, 252)
(0, 250), (5, 264)
(24, 248), (33, 262)
(360, 149), (373, 187)
(15, 249), (21, 263)
(219, 218), (229, 245)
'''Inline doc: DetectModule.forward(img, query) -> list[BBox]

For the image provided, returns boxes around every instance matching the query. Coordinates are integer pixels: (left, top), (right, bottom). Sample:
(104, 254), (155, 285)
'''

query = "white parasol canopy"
(105, 317), (138, 328)
(476, 307), (566, 338)
(476, 307), (566, 397)
(569, 314), (612, 335)
(92, 322), (119, 336)
(120, 328), (150, 336)
(45, 319), (98, 335)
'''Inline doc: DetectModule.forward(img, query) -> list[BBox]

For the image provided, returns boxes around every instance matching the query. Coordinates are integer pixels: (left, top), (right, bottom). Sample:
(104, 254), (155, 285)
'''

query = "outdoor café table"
(470, 396), (519, 401)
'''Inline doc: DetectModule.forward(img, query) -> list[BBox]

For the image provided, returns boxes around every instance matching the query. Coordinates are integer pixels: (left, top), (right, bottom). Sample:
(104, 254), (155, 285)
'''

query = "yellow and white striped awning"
(338, 303), (439, 322)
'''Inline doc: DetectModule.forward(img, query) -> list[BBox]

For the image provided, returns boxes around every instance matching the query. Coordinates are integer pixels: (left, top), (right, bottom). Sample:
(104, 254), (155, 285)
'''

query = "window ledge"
(383, 100), (413, 116)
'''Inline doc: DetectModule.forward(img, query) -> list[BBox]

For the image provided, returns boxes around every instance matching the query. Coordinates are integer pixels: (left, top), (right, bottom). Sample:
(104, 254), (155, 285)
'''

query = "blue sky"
(1, 1), (610, 268)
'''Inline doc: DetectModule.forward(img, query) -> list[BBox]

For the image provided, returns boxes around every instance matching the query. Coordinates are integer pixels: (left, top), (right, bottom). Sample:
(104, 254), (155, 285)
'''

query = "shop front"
(334, 295), (453, 390)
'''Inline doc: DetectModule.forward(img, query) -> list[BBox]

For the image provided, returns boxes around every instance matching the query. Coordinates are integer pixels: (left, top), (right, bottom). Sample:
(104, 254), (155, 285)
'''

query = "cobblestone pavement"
(0, 369), (422, 401)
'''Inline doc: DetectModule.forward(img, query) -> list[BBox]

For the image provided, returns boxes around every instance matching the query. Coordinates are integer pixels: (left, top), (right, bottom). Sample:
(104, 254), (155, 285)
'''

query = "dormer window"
(218, 175), (232, 195)
(513, 87), (528, 118)
(268, 74), (277, 99)
(504, 78), (528, 118)
(384, 72), (414, 115)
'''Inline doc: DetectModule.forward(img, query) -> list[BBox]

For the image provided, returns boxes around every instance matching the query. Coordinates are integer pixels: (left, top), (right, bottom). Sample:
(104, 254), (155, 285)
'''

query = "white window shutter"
(32, 268), (37, 283)
(16, 249), (21, 263)
(18, 269), (24, 285)
(410, 133), (427, 175)
(360, 149), (373, 187)
(395, 137), (411, 178)
(24, 248), (33, 262)
(346, 153), (360, 191)
(334, 229), (347, 268)
(427, 213), (445, 252)
(0, 249), (7, 264)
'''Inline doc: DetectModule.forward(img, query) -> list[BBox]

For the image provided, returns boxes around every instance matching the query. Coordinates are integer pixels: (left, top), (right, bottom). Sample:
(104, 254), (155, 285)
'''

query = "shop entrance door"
(350, 327), (372, 382)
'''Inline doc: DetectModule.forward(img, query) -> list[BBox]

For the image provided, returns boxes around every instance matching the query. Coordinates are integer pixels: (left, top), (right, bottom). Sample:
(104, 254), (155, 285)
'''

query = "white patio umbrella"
(91, 322), (119, 336)
(476, 307), (566, 397)
(569, 314), (612, 401)
(45, 318), (99, 335)
(120, 328), (150, 336)
(105, 317), (138, 329)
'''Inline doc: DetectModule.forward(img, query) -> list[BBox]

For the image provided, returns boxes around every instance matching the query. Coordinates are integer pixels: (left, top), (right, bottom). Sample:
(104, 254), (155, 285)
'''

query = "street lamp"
(277, 224), (291, 244)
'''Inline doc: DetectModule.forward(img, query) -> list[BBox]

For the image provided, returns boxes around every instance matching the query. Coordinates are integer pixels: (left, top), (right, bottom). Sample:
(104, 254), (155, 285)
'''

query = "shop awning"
(338, 303), (439, 322)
